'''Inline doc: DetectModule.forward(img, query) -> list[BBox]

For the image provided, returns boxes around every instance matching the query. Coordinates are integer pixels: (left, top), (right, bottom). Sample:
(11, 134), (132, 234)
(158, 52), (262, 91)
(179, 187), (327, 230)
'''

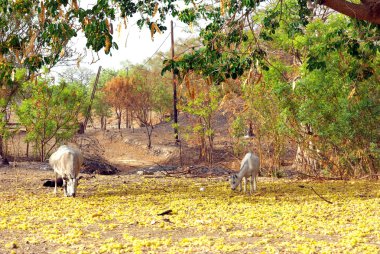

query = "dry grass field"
(0, 117), (379, 253)
(0, 166), (379, 254)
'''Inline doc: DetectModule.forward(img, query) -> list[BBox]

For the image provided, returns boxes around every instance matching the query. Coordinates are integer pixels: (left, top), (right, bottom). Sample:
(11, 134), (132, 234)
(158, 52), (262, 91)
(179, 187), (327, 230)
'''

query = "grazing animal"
(49, 145), (83, 197)
(230, 152), (260, 194)
(43, 177), (63, 187)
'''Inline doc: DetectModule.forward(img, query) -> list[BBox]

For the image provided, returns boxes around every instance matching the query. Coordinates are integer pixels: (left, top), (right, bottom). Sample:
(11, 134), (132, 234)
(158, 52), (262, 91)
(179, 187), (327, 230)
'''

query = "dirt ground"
(5, 112), (250, 175)
(0, 123), (265, 254)
(0, 116), (379, 253)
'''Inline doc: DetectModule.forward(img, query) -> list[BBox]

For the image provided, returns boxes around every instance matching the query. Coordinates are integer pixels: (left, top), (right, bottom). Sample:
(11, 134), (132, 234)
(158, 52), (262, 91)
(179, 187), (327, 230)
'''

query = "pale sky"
(79, 18), (193, 72)
(51, 1), (196, 78)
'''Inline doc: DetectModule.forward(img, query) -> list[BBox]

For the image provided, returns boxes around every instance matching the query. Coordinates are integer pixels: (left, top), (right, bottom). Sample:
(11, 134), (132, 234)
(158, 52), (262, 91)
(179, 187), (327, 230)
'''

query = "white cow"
(230, 152), (260, 194)
(49, 145), (83, 197)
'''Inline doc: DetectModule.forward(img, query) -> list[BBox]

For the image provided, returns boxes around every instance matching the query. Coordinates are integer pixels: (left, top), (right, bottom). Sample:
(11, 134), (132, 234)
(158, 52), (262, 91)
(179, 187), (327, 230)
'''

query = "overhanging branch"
(321, 0), (380, 25)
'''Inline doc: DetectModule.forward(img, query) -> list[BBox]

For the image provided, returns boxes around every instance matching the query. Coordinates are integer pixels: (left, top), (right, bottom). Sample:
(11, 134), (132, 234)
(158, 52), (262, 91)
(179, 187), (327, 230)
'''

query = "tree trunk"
(257, 133), (263, 176)
(125, 108), (129, 129)
(247, 121), (254, 137)
(198, 118), (206, 161)
(206, 117), (214, 165)
(199, 135), (206, 160)
(26, 141), (29, 158)
(40, 141), (45, 162)
(0, 134), (4, 163)
(115, 109), (122, 130)
(0, 132), (9, 165)
(131, 111), (135, 133)
(100, 116), (107, 130)
(145, 125), (153, 149)
(321, 0), (380, 25)
(77, 122), (85, 134)
(207, 135), (213, 165)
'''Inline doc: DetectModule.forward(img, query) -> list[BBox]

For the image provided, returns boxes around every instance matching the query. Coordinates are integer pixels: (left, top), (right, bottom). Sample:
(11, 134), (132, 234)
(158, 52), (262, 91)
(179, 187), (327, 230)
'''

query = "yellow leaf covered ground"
(0, 168), (379, 253)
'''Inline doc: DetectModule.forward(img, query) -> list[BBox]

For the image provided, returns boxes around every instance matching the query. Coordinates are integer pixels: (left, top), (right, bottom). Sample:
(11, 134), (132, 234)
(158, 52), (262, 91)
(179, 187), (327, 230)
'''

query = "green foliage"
(16, 79), (84, 161)
(248, 0), (380, 176)
(163, 0), (379, 175)
(180, 85), (221, 163)
(162, 6), (259, 85)
(182, 87), (220, 119)
(97, 69), (118, 89)
(294, 17), (378, 175)
(92, 91), (112, 125)
(243, 61), (290, 175)
(0, 0), (378, 175)
(232, 138), (251, 158)
(0, 0), (178, 121)
(231, 116), (246, 138)
(129, 64), (172, 122)
(89, 69), (118, 126)
(151, 80), (172, 119)
(179, 8), (197, 24)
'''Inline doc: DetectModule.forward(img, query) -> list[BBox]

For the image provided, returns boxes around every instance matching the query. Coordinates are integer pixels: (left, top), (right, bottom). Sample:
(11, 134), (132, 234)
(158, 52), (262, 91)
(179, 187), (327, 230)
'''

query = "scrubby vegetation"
(1, 0), (378, 177)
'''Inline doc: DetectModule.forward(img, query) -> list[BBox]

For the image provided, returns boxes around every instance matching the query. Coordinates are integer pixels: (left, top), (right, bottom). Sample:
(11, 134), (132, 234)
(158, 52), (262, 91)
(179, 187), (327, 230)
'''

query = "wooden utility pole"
(171, 20), (179, 143)
(83, 66), (102, 131)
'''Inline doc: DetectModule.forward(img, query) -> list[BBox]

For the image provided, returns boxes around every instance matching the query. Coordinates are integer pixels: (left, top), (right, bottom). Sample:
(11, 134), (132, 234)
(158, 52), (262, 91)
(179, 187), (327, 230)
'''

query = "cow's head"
(63, 178), (78, 197)
(229, 174), (239, 190)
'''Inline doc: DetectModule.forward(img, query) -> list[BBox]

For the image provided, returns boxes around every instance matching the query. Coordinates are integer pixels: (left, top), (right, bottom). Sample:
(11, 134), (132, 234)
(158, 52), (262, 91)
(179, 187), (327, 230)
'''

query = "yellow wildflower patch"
(0, 170), (379, 253)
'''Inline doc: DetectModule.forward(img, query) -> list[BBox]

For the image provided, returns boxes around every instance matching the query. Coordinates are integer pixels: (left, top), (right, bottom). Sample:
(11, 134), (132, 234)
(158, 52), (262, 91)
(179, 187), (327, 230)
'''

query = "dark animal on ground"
(43, 177), (63, 187)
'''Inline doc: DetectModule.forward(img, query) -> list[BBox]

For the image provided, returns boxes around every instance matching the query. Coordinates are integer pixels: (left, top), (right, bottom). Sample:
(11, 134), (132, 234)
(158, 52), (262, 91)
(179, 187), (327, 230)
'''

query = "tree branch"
(321, 0), (380, 24)
(298, 185), (334, 204)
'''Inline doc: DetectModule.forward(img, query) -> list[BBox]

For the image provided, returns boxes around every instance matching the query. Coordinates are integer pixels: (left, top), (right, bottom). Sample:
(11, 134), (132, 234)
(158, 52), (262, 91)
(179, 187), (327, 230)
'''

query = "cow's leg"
(63, 179), (68, 197)
(54, 172), (58, 195)
(250, 175), (253, 194)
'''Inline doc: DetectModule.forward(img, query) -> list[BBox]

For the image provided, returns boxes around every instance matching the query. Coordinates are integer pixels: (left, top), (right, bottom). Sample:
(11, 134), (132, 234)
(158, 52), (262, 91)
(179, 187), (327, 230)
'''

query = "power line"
(142, 30), (172, 67)
(129, 22), (195, 71)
